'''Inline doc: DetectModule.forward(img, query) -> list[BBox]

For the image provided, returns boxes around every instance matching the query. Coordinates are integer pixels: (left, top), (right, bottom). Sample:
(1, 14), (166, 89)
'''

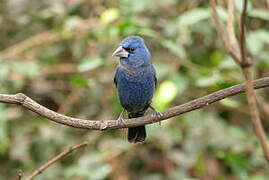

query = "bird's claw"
(151, 110), (163, 120)
(150, 106), (163, 125)
(116, 111), (126, 127)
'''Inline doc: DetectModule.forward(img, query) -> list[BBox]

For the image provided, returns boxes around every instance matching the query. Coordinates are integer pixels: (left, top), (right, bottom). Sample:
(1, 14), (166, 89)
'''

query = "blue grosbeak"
(113, 36), (161, 143)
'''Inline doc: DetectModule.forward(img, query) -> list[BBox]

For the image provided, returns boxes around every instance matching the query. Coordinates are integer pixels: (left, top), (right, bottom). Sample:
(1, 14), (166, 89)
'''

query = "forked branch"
(210, 0), (269, 162)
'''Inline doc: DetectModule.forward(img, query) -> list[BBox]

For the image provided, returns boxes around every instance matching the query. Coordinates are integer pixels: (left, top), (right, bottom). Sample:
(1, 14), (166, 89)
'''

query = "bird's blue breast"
(115, 66), (155, 113)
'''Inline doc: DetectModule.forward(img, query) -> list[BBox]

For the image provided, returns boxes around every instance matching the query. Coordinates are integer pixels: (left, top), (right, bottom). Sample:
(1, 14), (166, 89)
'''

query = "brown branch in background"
(239, 0), (269, 162)
(58, 88), (85, 114)
(0, 18), (97, 61)
(0, 77), (268, 130)
(27, 141), (88, 180)
(239, 0), (249, 66)
(257, 94), (269, 118)
(226, 0), (241, 62)
(210, 0), (232, 55)
(210, 0), (269, 162)
(0, 31), (60, 60)
(42, 63), (78, 75)
(243, 69), (269, 162)
(210, 0), (240, 63)
(17, 170), (23, 180)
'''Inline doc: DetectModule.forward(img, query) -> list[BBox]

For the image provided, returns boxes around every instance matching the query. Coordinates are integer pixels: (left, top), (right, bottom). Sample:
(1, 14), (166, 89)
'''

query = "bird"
(112, 36), (161, 143)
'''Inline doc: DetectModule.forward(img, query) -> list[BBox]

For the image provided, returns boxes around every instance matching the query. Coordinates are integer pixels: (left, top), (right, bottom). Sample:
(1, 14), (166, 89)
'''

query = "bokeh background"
(0, 0), (269, 179)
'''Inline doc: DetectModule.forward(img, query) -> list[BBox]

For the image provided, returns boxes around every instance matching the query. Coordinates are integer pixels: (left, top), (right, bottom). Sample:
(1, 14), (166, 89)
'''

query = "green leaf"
(178, 8), (211, 26)
(100, 8), (120, 25)
(249, 9), (269, 20)
(195, 71), (222, 87)
(235, 0), (253, 12)
(220, 98), (240, 108)
(224, 152), (251, 180)
(154, 80), (177, 110)
(78, 56), (103, 72)
(0, 104), (8, 154)
(250, 175), (267, 180)
(69, 75), (88, 87)
(161, 40), (186, 58)
(14, 62), (39, 78)
(247, 30), (269, 55)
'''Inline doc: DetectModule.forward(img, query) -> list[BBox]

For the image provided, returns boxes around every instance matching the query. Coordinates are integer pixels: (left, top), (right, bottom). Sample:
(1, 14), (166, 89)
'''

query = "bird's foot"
(149, 105), (163, 124)
(116, 110), (126, 127)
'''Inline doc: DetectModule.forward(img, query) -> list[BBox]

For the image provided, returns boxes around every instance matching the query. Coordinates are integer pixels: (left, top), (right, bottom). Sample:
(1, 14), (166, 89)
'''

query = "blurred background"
(0, 0), (269, 179)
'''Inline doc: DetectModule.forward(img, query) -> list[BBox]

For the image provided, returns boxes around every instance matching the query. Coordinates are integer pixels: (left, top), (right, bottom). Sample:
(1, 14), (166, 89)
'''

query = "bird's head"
(112, 36), (151, 69)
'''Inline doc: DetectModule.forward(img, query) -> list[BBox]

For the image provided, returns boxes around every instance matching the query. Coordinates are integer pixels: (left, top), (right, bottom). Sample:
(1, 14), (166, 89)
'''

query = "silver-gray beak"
(112, 46), (129, 58)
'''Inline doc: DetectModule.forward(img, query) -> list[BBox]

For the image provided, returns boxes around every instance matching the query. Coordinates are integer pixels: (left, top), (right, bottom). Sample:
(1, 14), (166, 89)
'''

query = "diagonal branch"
(0, 77), (268, 130)
(210, 0), (232, 55)
(226, 0), (241, 63)
(27, 141), (88, 180)
(210, 0), (241, 63)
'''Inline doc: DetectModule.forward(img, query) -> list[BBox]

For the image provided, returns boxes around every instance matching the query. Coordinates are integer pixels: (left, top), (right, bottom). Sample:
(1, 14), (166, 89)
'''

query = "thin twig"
(239, 0), (249, 66)
(0, 18), (97, 61)
(17, 170), (23, 180)
(210, 0), (241, 63)
(226, 0), (241, 63)
(27, 141), (88, 180)
(210, 0), (231, 53)
(0, 77), (268, 130)
(0, 31), (60, 60)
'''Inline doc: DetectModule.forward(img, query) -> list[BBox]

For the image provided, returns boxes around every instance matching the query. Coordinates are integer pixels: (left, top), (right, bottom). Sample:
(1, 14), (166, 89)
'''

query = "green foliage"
(0, 0), (268, 179)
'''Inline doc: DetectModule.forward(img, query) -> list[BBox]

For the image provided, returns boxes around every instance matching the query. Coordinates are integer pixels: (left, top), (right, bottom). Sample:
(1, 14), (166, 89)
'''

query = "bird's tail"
(128, 112), (146, 143)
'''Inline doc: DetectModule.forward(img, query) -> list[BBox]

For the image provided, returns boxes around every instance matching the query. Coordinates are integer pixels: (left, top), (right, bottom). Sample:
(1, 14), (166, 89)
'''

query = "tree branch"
(209, 0), (241, 63)
(27, 141), (88, 180)
(210, 0), (269, 162)
(226, 0), (241, 63)
(17, 170), (23, 180)
(0, 77), (268, 130)
(239, 0), (269, 161)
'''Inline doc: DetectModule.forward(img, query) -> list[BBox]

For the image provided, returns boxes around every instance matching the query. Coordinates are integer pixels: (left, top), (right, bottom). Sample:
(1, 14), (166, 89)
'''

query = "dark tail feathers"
(128, 112), (146, 143)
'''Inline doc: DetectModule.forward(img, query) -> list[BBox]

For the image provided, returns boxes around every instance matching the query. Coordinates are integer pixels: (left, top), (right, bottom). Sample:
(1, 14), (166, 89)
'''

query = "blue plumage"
(113, 36), (157, 143)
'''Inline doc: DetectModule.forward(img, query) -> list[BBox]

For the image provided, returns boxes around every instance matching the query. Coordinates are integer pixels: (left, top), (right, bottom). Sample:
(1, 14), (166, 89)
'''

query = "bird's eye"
(125, 48), (135, 53)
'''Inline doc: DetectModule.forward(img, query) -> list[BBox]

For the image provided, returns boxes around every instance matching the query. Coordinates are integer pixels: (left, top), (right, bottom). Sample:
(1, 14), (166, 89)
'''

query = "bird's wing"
(113, 66), (119, 87)
(154, 74), (157, 88)
(152, 66), (157, 88)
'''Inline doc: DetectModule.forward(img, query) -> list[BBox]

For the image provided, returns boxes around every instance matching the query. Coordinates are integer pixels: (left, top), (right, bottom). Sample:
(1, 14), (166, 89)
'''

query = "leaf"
(154, 80), (177, 110)
(220, 98), (240, 108)
(250, 175), (267, 180)
(178, 8), (211, 26)
(78, 56), (103, 72)
(224, 152), (251, 180)
(161, 40), (186, 58)
(249, 9), (269, 20)
(14, 62), (39, 78)
(69, 75), (88, 87)
(247, 30), (269, 55)
(100, 8), (120, 25)
(0, 104), (8, 154)
(195, 71), (222, 87)
(235, 0), (253, 12)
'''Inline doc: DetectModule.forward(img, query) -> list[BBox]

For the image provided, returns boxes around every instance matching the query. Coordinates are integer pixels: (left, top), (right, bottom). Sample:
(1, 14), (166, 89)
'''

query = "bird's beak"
(112, 46), (129, 58)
